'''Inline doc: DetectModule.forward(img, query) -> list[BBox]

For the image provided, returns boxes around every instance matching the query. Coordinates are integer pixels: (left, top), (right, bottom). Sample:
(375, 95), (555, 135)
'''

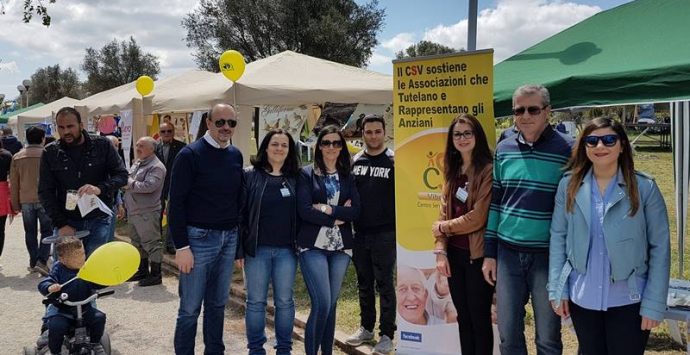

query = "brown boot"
(139, 262), (162, 287)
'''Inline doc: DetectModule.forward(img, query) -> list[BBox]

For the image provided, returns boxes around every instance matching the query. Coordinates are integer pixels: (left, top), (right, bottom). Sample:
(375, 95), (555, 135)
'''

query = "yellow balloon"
(78, 241), (140, 286)
(136, 75), (154, 96)
(347, 141), (362, 155)
(219, 50), (246, 82)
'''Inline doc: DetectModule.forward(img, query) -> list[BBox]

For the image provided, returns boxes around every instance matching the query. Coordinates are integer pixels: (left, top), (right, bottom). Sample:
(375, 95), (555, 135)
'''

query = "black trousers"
(160, 198), (173, 248)
(0, 215), (7, 257)
(446, 246), (494, 355)
(570, 301), (650, 355)
(351, 230), (397, 338)
(48, 309), (106, 354)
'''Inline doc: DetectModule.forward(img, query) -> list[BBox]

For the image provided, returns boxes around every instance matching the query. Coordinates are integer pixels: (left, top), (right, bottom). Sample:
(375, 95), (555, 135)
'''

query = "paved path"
(0, 219), (305, 354)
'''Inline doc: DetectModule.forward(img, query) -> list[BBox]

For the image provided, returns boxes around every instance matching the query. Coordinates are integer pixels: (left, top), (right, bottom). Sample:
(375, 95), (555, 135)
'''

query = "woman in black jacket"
(239, 129), (300, 355)
(296, 125), (360, 355)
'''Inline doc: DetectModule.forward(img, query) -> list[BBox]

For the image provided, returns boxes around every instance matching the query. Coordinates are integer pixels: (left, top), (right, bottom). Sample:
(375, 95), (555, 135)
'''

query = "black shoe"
(139, 262), (162, 287)
(128, 258), (149, 282)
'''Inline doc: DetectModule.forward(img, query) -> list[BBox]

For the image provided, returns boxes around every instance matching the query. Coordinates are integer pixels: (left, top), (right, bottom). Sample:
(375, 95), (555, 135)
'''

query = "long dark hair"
(564, 117), (639, 215)
(251, 129), (300, 176)
(443, 114), (492, 182)
(314, 125), (351, 176)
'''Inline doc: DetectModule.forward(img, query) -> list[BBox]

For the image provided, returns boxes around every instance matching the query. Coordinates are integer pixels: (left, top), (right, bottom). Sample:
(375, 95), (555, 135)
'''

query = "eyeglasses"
(452, 130), (474, 140)
(513, 105), (548, 116)
(320, 139), (343, 148)
(213, 118), (238, 128)
(585, 134), (619, 147)
(159, 129), (173, 134)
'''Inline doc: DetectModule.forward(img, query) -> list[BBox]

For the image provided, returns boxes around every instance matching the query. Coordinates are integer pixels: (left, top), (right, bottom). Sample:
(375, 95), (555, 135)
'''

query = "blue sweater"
(38, 262), (102, 315)
(168, 139), (243, 249)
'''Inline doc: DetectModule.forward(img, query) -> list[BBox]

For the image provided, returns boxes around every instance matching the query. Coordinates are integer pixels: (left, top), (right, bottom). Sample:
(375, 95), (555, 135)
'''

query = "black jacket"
(240, 167), (297, 258)
(38, 131), (128, 228)
(154, 139), (186, 200)
(296, 165), (360, 250)
(1, 135), (23, 155)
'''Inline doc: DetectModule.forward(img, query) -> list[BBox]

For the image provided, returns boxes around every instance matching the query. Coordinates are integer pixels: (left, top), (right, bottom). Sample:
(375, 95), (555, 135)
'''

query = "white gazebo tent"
(8, 96), (82, 142)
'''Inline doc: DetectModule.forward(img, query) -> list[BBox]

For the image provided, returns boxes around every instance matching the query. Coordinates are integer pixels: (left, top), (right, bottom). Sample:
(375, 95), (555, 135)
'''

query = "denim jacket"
(548, 168), (670, 321)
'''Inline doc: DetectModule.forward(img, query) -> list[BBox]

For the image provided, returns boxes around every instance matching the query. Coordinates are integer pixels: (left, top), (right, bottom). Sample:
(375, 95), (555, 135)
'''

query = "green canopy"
(0, 103), (45, 124)
(493, 0), (690, 116)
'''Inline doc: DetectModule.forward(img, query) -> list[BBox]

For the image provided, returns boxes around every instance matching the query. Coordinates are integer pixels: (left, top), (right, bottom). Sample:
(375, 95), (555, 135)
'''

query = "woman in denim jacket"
(548, 117), (670, 355)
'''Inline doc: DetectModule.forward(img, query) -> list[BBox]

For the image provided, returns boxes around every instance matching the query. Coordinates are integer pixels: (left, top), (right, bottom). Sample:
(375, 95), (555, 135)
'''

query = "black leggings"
(446, 246), (494, 355)
(0, 215), (7, 257)
(570, 301), (650, 355)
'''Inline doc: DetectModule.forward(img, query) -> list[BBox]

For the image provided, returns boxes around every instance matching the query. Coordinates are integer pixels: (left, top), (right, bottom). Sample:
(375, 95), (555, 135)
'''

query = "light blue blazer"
(548, 168), (670, 321)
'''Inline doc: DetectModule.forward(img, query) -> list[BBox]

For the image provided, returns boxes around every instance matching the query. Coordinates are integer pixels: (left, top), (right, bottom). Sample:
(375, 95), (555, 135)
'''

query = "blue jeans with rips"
(244, 245), (297, 355)
(21, 203), (52, 267)
(174, 226), (238, 355)
(299, 249), (351, 355)
(495, 243), (562, 355)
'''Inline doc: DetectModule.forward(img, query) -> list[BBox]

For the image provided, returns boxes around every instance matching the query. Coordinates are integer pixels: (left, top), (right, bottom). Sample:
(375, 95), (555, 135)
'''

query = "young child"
(38, 236), (107, 355)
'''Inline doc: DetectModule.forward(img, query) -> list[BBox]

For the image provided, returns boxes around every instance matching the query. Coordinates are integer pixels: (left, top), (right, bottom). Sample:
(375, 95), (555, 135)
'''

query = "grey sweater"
(124, 154), (166, 216)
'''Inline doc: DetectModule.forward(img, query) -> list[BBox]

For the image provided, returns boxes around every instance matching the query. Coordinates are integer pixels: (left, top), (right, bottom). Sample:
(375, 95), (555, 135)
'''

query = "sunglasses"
(159, 129), (173, 133)
(513, 105), (548, 116)
(213, 118), (238, 128)
(320, 139), (343, 148)
(585, 134), (619, 147)
(452, 130), (474, 140)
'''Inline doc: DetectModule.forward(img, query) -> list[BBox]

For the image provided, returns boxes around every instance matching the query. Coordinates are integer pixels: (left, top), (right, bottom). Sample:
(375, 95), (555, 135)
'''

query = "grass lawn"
(291, 130), (688, 353)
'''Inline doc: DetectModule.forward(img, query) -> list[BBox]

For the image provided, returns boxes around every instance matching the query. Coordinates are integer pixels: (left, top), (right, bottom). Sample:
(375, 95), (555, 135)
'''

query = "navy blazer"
(296, 165), (360, 250)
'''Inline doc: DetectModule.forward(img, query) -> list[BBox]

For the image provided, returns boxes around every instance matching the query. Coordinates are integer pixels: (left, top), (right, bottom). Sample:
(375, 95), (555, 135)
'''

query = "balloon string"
(233, 83), (237, 109)
(60, 276), (78, 288)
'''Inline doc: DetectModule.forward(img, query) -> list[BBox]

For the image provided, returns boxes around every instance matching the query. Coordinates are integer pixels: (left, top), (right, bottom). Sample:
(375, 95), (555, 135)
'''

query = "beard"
(61, 130), (83, 146)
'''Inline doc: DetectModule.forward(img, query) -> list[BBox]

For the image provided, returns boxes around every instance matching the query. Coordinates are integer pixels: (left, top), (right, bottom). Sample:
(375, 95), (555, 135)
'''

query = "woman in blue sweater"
(297, 125), (360, 355)
(548, 117), (670, 355)
(240, 129), (300, 355)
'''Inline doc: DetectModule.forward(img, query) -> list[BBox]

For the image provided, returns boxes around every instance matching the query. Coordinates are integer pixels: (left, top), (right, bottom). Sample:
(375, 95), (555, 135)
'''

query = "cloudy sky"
(0, 0), (629, 101)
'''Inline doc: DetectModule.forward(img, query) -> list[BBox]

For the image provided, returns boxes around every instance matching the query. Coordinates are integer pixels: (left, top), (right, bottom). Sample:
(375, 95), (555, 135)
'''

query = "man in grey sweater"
(124, 136), (167, 286)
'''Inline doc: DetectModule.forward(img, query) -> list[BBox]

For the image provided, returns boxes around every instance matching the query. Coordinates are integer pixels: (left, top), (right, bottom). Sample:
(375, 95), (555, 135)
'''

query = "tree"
(28, 64), (82, 105)
(0, 0), (55, 26)
(182, 0), (385, 71)
(81, 37), (160, 94)
(395, 40), (459, 59)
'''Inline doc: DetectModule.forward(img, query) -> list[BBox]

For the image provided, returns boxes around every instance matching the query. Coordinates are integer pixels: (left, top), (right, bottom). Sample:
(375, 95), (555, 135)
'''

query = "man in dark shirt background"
(154, 121), (186, 254)
(346, 114), (396, 354)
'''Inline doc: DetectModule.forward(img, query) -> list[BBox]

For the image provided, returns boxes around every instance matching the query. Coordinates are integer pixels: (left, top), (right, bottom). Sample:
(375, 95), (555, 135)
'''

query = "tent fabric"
(79, 81), (139, 116)
(493, 0), (690, 116)
(151, 51), (393, 112)
(1, 103), (45, 123)
(235, 51), (392, 106)
(10, 97), (81, 124)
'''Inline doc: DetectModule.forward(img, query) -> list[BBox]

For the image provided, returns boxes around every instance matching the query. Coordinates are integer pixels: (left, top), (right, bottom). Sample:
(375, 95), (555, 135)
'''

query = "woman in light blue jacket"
(548, 117), (670, 355)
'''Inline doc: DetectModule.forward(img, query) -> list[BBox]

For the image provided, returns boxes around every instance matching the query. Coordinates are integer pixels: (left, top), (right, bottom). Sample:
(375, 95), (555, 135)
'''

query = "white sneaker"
(345, 326), (374, 346)
(373, 335), (394, 354)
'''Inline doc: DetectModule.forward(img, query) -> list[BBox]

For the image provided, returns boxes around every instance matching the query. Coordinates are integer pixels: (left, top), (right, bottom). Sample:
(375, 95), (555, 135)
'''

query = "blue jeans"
(245, 246), (297, 355)
(57, 216), (111, 258)
(21, 203), (52, 267)
(107, 207), (117, 242)
(299, 249), (351, 355)
(174, 226), (238, 355)
(496, 243), (562, 355)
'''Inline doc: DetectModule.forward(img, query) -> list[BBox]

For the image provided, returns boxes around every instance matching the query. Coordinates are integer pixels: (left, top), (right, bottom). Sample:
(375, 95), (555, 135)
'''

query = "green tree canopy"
(28, 64), (82, 105)
(395, 40), (459, 59)
(81, 37), (160, 95)
(183, 0), (385, 71)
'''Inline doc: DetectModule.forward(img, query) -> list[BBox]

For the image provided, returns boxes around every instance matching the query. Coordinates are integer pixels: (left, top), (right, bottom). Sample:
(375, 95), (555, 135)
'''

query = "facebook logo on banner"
(401, 331), (422, 342)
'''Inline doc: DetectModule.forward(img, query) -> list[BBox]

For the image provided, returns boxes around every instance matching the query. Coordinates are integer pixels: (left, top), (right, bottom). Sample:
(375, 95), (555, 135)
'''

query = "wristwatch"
(320, 205), (328, 213)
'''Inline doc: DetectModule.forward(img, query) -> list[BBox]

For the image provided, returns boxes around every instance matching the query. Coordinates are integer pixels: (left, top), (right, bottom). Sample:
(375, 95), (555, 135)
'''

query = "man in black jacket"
(2, 127), (24, 155)
(38, 107), (128, 256)
(154, 121), (186, 253)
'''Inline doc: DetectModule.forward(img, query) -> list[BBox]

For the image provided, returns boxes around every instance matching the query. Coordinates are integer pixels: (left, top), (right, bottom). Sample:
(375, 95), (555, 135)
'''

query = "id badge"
(280, 187), (291, 197)
(455, 186), (468, 203)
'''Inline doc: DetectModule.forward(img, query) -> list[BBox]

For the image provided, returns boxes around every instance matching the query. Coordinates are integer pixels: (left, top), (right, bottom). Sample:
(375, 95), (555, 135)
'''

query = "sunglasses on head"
(452, 130), (474, 140)
(213, 118), (238, 128)
(585, 134), (619, 147)
(513, 105), (547, 116)
(320, 139), (343, 148)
